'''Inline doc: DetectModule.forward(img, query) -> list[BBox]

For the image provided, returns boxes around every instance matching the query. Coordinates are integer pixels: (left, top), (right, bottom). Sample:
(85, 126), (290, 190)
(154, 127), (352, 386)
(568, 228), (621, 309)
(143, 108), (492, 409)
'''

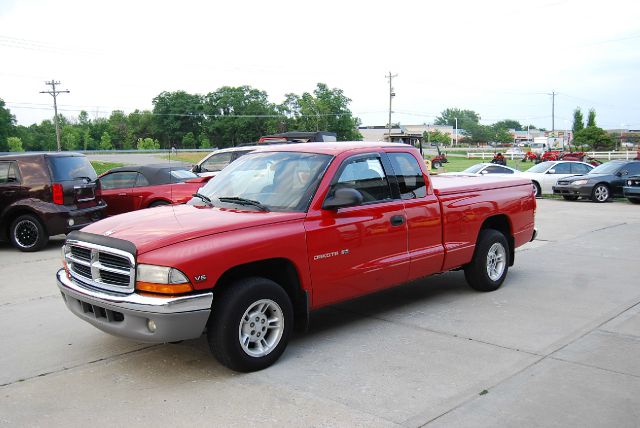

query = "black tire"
(9, 214), (48, 252)
(464, 229), (509, 292)
(207, 277), (293, 372)
(562, 195), (579, 201)
(149, 200), (170, 208)
(591, 184), (610, 203)
(532, 181), (541, 198)
(628, 197), (640, 205)
(432, 161), (441, 169)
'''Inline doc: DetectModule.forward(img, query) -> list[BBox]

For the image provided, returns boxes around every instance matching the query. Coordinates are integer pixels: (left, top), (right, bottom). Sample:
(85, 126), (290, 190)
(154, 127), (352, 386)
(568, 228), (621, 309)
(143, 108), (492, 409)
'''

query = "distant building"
(358, 124), (456, 145)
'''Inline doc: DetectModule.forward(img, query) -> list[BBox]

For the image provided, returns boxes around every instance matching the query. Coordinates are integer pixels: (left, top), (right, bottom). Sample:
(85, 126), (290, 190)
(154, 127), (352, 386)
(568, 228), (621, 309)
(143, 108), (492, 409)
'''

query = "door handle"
(390, 215), (405, 226)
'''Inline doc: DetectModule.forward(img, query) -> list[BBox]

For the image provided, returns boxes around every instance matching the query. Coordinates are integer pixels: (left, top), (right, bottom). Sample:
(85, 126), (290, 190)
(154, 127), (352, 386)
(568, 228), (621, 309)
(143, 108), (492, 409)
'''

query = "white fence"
(467, 151), (638, 161)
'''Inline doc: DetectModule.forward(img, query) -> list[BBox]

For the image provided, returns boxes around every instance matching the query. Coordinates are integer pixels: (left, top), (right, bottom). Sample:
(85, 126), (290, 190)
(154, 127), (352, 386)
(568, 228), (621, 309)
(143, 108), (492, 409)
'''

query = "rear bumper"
(47, 202), (107, 235)
(57, 269), (212, 343)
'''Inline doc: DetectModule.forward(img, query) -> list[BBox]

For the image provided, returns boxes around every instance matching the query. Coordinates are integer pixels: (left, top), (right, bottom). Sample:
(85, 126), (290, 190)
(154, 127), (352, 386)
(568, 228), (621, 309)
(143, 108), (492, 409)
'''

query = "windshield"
(191, 151), (332, 212)
(170, 169), (198, 181)
(589, 162), (622, 175)
(48, 156), (97, 182)
(463, 164), (486, 174)
(525, 162), (552, 173)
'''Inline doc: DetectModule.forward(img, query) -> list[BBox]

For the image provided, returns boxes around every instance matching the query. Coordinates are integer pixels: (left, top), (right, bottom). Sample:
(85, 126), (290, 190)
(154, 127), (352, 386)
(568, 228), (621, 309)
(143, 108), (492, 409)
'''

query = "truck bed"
(430, 175), (533, 196)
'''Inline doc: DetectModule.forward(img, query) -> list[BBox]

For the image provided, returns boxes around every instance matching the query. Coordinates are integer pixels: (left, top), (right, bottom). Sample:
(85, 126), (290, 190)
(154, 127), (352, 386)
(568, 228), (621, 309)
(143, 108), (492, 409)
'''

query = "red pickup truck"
(57, 142), (536, 372)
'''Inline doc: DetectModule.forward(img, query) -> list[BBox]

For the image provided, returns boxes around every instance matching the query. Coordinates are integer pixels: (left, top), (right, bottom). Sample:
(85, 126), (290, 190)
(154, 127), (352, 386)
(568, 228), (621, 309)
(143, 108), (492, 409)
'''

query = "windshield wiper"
(218, 196), (269, 212)
(192, 192), (214, 207)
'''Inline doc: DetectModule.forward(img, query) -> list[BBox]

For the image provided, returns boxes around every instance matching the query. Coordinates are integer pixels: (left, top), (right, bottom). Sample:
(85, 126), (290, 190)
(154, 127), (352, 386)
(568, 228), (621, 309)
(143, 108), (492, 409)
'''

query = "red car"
(97, 164), (210, 216)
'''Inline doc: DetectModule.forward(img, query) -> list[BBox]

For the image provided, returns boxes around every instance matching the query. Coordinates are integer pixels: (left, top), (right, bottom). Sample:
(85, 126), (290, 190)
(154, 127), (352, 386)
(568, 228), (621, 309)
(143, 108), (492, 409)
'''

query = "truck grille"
(65, 241), (135, 293)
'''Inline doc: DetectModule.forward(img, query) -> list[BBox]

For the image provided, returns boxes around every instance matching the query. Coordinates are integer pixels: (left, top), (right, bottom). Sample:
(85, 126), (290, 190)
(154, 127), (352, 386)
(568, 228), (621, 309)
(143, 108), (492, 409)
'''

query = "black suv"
(0, 152), (107, 251)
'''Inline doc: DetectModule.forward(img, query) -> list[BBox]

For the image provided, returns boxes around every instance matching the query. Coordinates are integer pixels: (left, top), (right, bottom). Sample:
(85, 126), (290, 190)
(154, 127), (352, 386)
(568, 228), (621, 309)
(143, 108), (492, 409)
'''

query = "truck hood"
(80, 204), (305, 254)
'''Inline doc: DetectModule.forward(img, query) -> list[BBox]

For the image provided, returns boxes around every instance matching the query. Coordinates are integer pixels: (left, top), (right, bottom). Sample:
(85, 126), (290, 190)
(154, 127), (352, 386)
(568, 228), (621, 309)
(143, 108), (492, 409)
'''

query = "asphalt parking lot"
(1, 198), (639, 427)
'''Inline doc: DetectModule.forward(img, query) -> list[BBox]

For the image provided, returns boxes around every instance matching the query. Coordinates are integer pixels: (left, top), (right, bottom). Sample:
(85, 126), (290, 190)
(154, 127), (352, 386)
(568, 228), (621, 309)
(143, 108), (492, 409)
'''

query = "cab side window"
(388, 153), (427, 199)
(330, 157), (392, 203)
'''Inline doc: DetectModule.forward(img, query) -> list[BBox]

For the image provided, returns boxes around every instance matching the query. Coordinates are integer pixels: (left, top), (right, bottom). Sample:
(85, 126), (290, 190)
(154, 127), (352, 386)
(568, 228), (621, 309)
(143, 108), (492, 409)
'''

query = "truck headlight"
(572, 179), (588, 186)
(136, 264), (193, 294)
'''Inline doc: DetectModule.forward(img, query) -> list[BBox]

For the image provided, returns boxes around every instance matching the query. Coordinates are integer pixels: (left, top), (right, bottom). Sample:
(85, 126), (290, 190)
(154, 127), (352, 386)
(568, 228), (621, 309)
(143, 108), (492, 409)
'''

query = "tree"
(587, 109), (597, 127)
(136, 137), (160, 150)
(83, 129), (96, 150)
(434, 108), (480, 131)
(572, 108), (584, 133)
(0, 98), (16, 152)
(153, 91), (203, 148)
(127, 109), (154, 143)
(494, 128), (513, 145)
(463, 123), (493, 145)
(423, 130), (450, 146)
(108, 110), (130, 149)
(282, 83), (361, 141)
(182, 132), (196, 149)
(61, 125), (80, 151)
(493, 119), (522, 131)
(7, 136), (24, 152)
(573, 126), (614, 150)
(99, 132), (113, 150)
(198, 133), (212, 149)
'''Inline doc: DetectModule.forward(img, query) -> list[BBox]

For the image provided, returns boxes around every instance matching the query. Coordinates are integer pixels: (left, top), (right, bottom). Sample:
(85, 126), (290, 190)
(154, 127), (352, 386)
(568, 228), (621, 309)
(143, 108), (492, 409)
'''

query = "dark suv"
(0, 152), (107, 251)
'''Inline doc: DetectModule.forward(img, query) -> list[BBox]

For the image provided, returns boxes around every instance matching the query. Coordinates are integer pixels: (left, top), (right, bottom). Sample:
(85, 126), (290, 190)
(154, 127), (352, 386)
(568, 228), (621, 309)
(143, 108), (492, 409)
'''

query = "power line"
(386, 72), (397, 138)
(40, 80), (70, 151)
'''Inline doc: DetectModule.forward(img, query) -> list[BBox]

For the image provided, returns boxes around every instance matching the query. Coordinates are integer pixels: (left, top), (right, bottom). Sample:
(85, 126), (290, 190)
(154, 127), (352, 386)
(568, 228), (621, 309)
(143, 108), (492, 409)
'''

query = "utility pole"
(386, 72), (397, 142)
(40, 80), (70, 151)
(550, 90), (556, 133)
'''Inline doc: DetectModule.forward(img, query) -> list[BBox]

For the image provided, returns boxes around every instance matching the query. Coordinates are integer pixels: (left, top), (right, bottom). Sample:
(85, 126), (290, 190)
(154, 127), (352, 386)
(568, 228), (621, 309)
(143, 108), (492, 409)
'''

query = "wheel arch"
(1, 206), (48, 240)
(478, 214), (514, 266)
(212, 258), (309, 331)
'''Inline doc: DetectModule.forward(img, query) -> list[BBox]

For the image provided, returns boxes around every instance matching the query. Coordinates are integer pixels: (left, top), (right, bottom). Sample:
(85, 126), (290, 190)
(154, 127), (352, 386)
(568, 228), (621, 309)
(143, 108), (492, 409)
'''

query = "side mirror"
(323, 188), (364, 210)
(547, 169), (556, 174)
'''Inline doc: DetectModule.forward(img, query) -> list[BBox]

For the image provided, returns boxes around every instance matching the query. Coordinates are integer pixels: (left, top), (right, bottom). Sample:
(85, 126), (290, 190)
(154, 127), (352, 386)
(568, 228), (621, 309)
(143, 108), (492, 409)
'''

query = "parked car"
(440, 163), (520, 176)
(623, 175), (640, 204)
(552, 160), (640, 202)
(519, 161), (595, 197)
(0, 152), (106, 251)
(192, 146), (257, 178)
(97, 164), (210, 216)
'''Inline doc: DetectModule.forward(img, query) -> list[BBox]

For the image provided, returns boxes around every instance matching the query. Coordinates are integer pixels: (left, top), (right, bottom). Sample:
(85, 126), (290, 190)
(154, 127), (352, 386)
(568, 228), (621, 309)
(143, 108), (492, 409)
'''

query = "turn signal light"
(52, 183), (64, 205)
(135, 281), (193, 294)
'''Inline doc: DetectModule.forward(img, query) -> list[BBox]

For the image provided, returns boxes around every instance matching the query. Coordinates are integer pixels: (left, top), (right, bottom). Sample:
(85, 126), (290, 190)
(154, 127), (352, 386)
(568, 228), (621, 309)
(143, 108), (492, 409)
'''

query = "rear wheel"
(10, 214), (48, 252)
(464, 229), (509, 292)
(562, 195), (579, 201)
(432, 161), (441, 169)
(591, 184), (610, 203)
(627, 197), (640, 204)
(207, 277), (293, 372)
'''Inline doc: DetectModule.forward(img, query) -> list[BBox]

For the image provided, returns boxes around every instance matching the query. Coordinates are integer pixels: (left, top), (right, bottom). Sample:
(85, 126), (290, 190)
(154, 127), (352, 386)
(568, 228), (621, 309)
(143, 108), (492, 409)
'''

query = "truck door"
(304, 153), (410, 307)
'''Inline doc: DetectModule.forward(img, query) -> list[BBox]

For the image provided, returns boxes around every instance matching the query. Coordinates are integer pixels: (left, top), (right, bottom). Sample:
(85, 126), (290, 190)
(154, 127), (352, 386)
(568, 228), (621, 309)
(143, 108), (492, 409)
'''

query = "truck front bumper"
(56, 269), (212, 343)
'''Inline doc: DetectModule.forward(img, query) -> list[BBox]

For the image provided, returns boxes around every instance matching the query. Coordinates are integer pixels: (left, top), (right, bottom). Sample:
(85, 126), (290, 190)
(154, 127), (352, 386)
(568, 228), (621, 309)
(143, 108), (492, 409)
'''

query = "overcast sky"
(1, 0), (639, 131)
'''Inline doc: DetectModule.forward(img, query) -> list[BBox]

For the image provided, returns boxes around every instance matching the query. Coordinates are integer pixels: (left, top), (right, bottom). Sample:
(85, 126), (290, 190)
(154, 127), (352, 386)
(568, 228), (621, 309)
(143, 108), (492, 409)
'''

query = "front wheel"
(207, 277), (293, 372)
(432, 161), (441, 169)
(591, 184), (610, 203)
(464, 229), (509, 292)
(532, 182), (541, 198)
(10, 214), (48, 252)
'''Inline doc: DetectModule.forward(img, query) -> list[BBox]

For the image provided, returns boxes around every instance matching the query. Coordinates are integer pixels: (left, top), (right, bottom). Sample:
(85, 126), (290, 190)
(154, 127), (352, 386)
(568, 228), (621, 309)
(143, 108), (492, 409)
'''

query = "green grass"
(91, 161), (125, 175)
(427, 156), (531, 173)
(160, 152), (209, 164)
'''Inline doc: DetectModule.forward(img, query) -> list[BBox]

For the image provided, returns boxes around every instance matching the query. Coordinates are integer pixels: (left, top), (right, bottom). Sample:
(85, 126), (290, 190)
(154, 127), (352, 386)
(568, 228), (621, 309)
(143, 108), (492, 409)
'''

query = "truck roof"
(251, 141), (410, 156)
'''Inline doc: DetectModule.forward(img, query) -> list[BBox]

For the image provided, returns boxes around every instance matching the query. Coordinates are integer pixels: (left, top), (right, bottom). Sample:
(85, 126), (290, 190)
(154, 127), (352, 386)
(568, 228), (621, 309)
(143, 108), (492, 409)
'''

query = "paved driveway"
(1, 199), (639, 426)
